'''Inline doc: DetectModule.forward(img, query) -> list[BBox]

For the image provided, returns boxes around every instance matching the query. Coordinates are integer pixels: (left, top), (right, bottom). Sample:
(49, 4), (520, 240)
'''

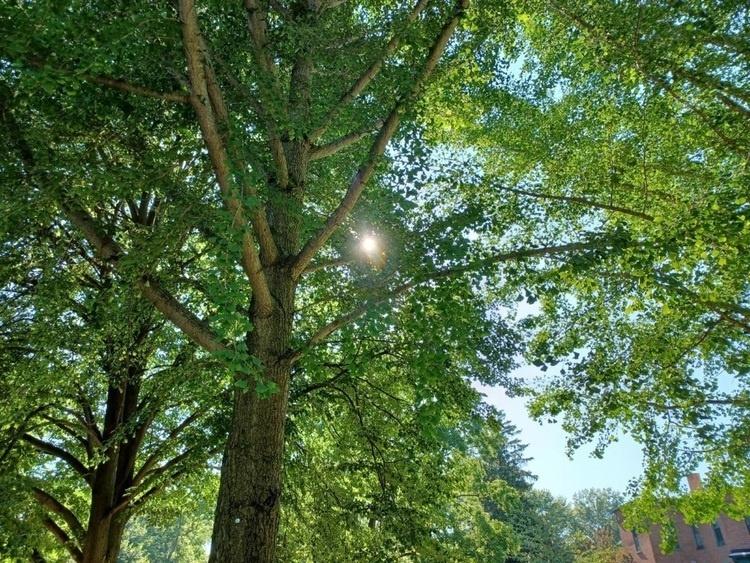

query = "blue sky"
(476, 368), (645, 500)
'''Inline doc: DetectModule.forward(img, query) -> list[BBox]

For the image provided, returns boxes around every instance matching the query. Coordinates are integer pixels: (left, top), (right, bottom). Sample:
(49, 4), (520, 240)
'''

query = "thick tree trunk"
(209, 269), (295, 563)
(80, 510), (127, 563)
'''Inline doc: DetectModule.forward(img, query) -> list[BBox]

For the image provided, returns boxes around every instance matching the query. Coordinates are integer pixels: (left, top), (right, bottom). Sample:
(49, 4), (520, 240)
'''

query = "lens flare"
(361, 236), (378, 253)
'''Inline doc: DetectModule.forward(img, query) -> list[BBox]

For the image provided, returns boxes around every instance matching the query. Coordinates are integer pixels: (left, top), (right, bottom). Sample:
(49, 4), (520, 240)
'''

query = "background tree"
(509, 0), (750, 526)
(421, 0), (749, 527)
(569, 489), (629, 563)
(118, 481), (217, 563)
(0, 91), (224, 562)
(570, 488), (624, 548)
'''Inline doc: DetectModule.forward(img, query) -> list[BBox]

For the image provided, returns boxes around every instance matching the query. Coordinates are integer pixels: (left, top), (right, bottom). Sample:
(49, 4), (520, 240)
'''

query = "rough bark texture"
(208, 276), (295, 563)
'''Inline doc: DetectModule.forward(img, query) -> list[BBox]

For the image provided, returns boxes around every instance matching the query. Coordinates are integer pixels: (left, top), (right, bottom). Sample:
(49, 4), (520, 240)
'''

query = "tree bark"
(80, 510), (127, 563)
(209, 269), (296, 563)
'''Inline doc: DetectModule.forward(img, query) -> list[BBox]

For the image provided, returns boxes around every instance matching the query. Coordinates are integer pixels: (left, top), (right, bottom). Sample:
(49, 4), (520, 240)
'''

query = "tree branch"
(19, 57), (190, 103)
(40, 517), (83, 563)
(136, 277), (226, 352)
(179, 0), (275, 314)
(128, 467), (190, 512)
(138, 446), (198, 488)
(290, 240), (605, 362)
(32, 488), (85, 545)
(322, 0), (349, 9)
(84, 75), (190, 103)
(244, 0), (289, 187)
(292, 0), (470, 278)
(302, 256), (351, 275)
(309, 0), (431, 142)
(494, 184), (654, 221)
(22, 434), (91, 484)
(646, 396), (750, 412)
(131, 409), (204, 488)
(0, 404), (49, 466)
(40, 416), (88, 451)
(291, 365), (351, 399)
(310, 121), (382, 161)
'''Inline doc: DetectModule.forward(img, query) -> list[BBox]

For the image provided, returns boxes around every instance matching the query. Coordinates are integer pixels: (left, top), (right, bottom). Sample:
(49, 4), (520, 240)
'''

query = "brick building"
(617, 474), (750, 563)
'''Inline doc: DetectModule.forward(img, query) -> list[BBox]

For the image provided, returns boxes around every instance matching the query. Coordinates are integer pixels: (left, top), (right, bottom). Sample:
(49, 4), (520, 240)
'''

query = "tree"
(0, 214), (222, 561)
(1, 0), (747, 560)
(118, 478), (217, 563)
(487, 0), (749, 524)
(0, 1), (596, 560)
(569, 489), (630, 563)
(506, 489), (576, 563)
(570, 488), (624, 548)
(498, 487), (627, 563)
(0, 95), (224, 561)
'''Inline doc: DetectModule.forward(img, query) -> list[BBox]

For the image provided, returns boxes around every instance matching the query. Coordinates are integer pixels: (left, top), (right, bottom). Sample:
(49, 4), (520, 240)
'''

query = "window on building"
(632, 530), (642, 553)
(692, 525), (705, 549)
(745, 516), (750, 534)
(712, 521), (725, 546)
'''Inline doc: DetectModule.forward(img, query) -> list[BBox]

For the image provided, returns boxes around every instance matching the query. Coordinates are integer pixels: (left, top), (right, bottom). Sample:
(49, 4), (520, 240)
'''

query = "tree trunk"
(79, 503), (127, 563)
(103, 514), (127, 563)
(82, 373), (141, 563)
(81, 383), (123, 563)
(209, 269), (295, 563)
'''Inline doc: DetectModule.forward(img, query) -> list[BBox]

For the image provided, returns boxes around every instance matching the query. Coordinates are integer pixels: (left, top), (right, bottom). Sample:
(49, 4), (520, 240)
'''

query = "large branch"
(32, 487), (86, 545)
(290, 240), (604, 362)
(136, 277), (226, 352)
(309, 0), (431, 142)
(292, 0), (469, 278)
(21, 434), (90, 483)
(64, 200), (225, 351)
(198, 37), (280, 257)
(41, 517), (83, 563)
(179, 0), (275, 314)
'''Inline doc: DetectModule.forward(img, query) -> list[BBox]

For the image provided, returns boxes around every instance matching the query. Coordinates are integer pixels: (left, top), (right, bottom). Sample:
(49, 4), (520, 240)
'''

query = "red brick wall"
(618, 512), (750, 563)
